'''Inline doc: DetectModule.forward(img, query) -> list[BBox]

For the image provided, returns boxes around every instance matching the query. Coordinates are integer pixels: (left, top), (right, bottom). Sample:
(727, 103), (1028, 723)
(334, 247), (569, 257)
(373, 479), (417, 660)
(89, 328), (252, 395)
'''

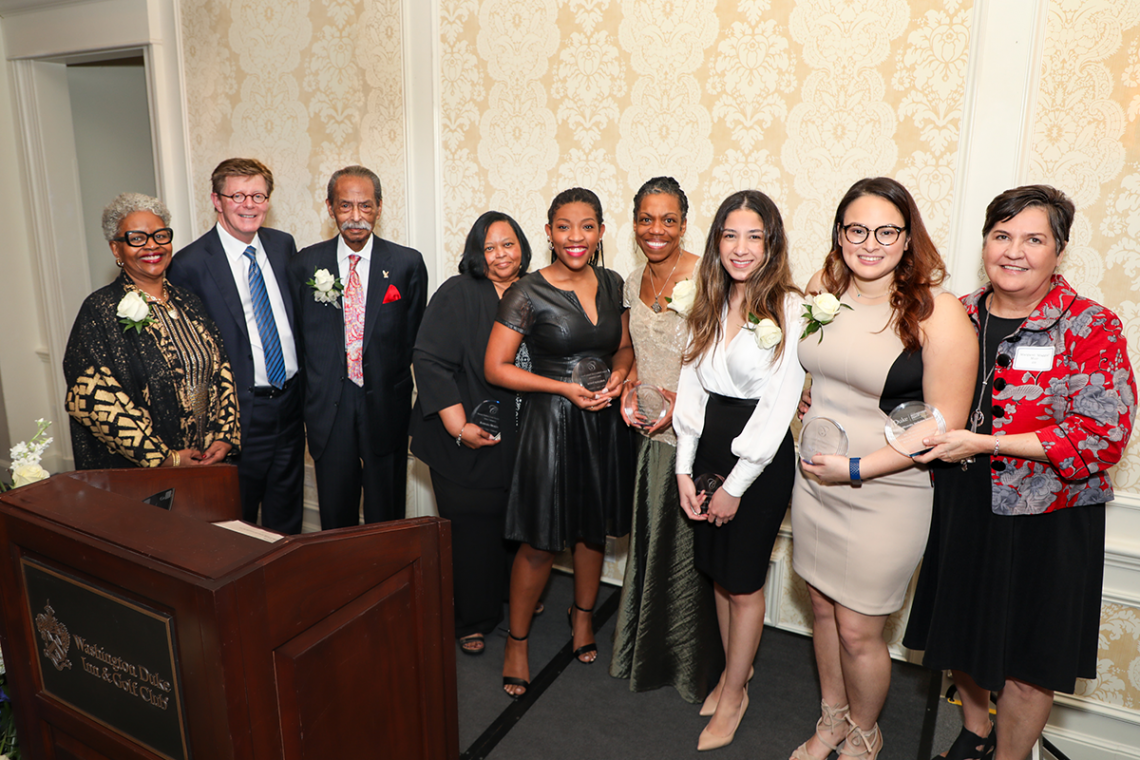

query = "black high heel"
(566, 602), (597, 664)
(502, 630), (530, 700)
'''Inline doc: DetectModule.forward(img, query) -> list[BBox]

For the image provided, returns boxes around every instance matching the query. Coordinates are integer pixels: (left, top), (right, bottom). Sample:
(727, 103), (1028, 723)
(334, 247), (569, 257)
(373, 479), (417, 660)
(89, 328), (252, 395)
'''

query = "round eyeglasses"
(217, 192), (269, 204)
(114, 228), (174, 247)
(841, 224), (906, 246)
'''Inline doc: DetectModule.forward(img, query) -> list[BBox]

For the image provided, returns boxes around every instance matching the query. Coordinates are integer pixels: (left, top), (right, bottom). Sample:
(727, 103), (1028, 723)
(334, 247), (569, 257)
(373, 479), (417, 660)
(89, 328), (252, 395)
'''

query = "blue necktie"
(243, 246), (287, 388)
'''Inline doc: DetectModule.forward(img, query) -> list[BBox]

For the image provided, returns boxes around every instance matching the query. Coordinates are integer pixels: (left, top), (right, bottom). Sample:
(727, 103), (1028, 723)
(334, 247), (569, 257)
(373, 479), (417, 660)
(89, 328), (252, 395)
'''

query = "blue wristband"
(849, 457), (862, 484)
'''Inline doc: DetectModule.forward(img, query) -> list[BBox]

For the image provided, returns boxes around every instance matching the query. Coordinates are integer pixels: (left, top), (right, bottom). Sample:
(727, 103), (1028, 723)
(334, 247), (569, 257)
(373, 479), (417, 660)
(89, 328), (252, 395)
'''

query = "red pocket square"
(382, 284), (401, 304)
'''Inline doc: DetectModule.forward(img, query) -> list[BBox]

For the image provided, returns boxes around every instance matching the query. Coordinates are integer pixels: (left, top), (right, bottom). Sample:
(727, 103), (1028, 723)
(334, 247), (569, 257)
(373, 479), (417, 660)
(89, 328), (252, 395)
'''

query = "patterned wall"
(439, 0), (971, 287)
(1027, 0), (1140, 709)
(179, 0), (407, 248)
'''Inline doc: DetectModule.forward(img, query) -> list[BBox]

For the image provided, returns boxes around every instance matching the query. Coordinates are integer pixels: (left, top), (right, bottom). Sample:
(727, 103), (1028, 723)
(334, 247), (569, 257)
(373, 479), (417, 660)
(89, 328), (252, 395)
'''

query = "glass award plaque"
(693, 473), (725, 515)
(471, 399), (501, 438)
(570, 356), (611, 392)
(884, 401), (946, 456)
(621, 385), (669, 429)
(798, 417), (849, 462)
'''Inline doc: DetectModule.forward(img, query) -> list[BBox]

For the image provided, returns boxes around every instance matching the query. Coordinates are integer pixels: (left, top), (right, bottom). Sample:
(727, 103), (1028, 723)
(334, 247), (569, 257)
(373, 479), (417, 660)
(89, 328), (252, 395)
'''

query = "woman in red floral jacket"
(905, 185), (1136, 760)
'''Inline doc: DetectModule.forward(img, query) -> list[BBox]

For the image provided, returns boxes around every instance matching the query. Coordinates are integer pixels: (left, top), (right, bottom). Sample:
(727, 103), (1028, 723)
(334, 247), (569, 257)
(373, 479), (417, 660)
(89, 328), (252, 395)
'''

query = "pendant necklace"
(647, 254), (679, 314)
(963, 296), (1016, 469)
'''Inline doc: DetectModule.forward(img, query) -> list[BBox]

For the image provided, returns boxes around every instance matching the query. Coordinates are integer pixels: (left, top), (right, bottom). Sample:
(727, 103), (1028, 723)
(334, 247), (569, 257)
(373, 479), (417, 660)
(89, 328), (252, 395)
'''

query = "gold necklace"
(646, 254), (679, 313)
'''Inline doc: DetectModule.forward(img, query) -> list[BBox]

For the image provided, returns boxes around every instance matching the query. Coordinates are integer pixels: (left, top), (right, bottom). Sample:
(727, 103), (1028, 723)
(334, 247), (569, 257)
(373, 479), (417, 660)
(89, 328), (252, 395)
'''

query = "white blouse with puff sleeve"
(674, 293), (805, 497)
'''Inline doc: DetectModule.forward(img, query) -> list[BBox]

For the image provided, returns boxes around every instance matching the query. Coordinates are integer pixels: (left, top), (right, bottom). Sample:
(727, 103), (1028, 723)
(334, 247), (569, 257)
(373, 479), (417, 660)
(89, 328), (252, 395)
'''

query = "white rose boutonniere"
(117, 291), (156, 334)
(307, 268), (344, 308)
(800, 293), (853, 343)
(666, 278), (696, 316)
(742, 314), (783, 350)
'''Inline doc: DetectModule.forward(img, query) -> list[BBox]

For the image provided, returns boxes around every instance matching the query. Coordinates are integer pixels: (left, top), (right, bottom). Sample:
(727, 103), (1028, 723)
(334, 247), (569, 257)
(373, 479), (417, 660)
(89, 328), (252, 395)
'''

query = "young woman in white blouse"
(675, 190), (805, 751)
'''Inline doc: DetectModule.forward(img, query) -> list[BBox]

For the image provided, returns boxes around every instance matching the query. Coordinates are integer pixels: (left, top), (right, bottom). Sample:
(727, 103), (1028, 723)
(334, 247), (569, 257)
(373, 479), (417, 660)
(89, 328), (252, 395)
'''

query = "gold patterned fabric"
(64, 273), (240, 469)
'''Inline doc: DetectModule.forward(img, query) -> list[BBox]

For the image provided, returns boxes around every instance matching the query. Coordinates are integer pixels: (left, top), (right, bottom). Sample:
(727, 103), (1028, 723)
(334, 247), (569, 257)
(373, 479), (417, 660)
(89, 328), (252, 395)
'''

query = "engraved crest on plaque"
(36, 601), (73, 671)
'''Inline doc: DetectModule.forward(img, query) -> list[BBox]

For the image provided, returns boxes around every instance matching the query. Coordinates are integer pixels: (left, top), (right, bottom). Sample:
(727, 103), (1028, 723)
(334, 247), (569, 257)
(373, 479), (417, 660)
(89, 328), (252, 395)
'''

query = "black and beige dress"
(610, 267), (720, 703)
(64, 272), (240, 469)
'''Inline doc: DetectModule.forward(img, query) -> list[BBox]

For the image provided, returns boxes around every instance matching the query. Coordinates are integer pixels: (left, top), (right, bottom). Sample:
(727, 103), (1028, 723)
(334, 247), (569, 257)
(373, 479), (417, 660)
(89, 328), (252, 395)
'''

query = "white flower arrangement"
(117, 291), (155, 333)
(800, 293), (852, 343)
(5, 419), (52, 489)
(307, 268), (344, 308)
(666, 278), (696, 316)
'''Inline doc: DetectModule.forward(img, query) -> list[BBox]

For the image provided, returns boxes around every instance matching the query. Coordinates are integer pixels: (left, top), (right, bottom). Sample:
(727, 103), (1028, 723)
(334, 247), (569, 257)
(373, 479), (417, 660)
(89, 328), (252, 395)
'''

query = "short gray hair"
(326, 165), (382, 205)
(101, 192), (171, 242)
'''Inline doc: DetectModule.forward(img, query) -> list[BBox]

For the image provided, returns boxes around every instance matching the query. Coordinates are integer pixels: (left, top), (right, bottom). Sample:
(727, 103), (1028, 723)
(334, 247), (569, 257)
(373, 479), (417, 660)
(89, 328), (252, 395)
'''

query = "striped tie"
(243, 246), (287, 388)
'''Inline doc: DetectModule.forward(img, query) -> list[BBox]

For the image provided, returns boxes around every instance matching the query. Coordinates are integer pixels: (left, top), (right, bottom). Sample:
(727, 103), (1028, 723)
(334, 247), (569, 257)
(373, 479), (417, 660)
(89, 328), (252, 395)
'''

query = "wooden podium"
(0, 467), (458, 760)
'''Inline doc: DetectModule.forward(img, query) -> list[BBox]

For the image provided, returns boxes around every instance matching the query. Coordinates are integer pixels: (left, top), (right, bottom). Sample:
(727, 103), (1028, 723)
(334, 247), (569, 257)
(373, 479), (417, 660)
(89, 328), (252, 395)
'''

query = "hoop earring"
(115, 259), (124, 268)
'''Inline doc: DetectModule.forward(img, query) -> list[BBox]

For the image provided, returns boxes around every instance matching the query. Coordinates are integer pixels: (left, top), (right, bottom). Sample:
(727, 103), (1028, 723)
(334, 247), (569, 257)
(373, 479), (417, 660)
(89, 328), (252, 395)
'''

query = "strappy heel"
(790, 699), (850, 760)
(501, 630), (530, 700)
(839, 718), (882, 760)
(566, 602), (597, 664)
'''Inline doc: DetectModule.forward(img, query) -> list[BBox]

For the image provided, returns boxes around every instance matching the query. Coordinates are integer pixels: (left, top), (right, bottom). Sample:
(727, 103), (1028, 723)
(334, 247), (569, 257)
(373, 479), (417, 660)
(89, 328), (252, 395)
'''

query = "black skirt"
(903, 458), (1105, 694)
(692, 394), (795, 595)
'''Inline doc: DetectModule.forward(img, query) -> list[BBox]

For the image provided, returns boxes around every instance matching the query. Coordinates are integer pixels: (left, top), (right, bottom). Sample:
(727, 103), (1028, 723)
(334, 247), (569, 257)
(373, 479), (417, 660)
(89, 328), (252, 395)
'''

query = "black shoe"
(566, 602), (597, 664)
(936, 723), (995, 760)
(502, 630), (530, 700)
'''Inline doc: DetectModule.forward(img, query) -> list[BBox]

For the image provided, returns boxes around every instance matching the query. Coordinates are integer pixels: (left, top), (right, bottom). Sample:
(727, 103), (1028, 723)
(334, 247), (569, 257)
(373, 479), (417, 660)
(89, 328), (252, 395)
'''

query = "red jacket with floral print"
(963, 275), (1136, 515)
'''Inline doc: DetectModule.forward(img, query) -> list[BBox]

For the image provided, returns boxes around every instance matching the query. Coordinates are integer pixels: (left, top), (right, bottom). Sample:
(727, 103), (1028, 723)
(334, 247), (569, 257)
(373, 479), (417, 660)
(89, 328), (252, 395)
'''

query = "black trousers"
(429, 469), (513, 638)
(313, 382), (407, 529)
(238, 380), (305, 534)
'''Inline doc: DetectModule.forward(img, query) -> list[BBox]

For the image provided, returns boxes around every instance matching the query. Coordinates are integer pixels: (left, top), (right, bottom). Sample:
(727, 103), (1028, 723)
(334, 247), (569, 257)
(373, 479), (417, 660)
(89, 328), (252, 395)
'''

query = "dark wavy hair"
(820, 177), (945, 354)
(457, 211), (532, 279)
(982, 184), (1074, 255)
(546, 187), (605, 267)
(632, 176), (689, 222)
(684, 190), (801, 363)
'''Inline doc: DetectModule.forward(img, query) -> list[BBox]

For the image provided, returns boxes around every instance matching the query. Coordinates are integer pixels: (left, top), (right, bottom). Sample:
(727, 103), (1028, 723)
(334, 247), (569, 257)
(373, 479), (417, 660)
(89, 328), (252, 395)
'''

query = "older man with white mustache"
(288, 165), (428, 529)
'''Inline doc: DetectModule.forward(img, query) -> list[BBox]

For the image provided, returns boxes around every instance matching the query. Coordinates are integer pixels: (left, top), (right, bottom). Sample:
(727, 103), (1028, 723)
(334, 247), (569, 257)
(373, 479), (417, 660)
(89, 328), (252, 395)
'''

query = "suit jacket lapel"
(264, 239), (295, 325)
(203, 230), (250, 343)
(363, 235), (386, 348)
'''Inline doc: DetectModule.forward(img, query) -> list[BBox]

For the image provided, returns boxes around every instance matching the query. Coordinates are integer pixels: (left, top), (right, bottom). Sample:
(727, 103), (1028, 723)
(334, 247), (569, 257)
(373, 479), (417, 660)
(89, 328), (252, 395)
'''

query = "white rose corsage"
(666, 278), (696, 316)
(743, 314), (783, 350)
(800, 293), (852, 343)
(117, 291), (156, 334)
(307, 268), (344, 308)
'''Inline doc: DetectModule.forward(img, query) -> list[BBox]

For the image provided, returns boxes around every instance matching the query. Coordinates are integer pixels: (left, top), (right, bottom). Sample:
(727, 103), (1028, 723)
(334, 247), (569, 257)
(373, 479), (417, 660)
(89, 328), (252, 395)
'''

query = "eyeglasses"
(114, 228), (174, 247)
(217, 192), (269, 204)
(841, 224), (907, 246)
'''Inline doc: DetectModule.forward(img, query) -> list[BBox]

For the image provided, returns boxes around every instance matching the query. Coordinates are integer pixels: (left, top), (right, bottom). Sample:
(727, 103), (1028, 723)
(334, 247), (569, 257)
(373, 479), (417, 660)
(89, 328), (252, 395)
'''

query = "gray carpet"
(456, 571), (967, 759)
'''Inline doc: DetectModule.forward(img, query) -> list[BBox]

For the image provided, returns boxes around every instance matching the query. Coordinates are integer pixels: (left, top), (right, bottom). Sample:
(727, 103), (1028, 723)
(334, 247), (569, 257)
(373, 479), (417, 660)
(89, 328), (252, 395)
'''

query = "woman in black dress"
(907, 185), (1136, 760)
(410, 211), (531, 656)
(485, 188), (634, 699)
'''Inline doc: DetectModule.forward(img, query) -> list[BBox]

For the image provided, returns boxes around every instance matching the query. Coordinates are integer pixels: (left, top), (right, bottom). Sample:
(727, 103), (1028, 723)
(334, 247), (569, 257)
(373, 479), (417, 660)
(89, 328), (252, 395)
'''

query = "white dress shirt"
(336, 233), (374, 307)
(674, 293), (806, 497)
(217, 223), (299, 385)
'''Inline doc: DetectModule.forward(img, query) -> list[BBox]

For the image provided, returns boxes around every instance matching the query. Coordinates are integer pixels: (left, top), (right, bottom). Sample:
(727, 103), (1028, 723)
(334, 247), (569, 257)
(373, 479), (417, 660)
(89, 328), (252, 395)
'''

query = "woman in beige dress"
(788, 178), (975, 760)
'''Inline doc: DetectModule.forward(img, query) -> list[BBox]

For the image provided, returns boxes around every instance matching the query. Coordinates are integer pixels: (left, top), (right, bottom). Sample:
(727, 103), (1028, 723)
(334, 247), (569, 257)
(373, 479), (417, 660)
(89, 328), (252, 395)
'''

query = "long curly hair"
(820, 177), (945, 354)
(683, 190), (801, 364)
(546, 187), (605, 267)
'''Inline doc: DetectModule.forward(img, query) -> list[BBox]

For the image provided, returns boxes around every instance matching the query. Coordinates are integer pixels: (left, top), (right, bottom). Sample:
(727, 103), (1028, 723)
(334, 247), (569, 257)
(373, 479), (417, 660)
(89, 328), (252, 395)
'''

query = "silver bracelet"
(992, 436), (1001, 457)
(455, 424), (465, 447)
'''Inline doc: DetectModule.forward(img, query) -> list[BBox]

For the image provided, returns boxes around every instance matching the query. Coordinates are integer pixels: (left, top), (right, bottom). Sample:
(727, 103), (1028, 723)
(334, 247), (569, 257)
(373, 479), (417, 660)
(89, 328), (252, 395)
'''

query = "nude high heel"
(839, 718), (882, 760)
(790, 699), (850, 760)
(699, 666), (755, 717)
(697, 690), (749, 751)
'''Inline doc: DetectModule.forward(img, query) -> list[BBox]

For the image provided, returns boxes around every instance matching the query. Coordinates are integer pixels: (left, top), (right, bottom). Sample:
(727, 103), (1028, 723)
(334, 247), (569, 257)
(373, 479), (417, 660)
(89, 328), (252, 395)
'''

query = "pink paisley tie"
(344, 254), (364, 386)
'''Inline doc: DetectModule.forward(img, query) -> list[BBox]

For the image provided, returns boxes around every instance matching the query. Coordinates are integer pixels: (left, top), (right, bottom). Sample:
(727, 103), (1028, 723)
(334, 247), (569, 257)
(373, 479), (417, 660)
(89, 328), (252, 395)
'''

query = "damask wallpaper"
(440, 0), (971, 287)
(179, 0), (407, 247)
(1028, 0), (1140, 710)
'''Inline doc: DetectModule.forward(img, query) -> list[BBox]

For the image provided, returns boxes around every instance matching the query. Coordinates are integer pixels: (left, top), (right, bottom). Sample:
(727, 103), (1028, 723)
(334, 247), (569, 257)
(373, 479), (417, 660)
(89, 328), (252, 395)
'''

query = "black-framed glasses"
(841, 224), (907, 246)
(114, 228), (174, 247)
(217, 192), (269, 204)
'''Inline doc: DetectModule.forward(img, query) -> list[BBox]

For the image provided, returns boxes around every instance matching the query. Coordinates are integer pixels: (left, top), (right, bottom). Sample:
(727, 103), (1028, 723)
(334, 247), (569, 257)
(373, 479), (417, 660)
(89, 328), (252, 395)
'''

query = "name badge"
(1013, 346), (1054, 371)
